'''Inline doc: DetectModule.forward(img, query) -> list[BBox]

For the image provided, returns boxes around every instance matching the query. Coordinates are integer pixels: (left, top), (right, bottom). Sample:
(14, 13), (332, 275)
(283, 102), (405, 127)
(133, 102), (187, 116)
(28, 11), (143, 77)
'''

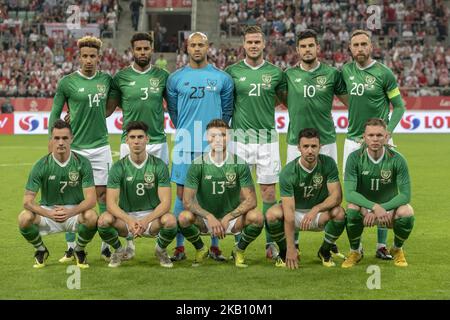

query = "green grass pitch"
(0, 133), (449, 299)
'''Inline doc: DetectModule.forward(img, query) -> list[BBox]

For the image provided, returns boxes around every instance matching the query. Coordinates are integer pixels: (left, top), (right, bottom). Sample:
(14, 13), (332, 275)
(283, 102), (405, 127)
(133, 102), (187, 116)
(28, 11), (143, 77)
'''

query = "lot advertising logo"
(19, 116), (39, 131)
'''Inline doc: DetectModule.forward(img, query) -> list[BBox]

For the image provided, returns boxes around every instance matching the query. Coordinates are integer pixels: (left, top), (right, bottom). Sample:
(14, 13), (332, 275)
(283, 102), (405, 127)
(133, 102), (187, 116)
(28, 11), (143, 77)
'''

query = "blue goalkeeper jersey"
(166, 64), (234, 152)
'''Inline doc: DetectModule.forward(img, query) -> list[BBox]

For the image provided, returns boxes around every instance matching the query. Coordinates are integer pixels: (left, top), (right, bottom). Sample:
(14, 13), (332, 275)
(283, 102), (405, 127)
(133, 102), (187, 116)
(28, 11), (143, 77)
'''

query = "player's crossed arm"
(106, 188), (142, 236)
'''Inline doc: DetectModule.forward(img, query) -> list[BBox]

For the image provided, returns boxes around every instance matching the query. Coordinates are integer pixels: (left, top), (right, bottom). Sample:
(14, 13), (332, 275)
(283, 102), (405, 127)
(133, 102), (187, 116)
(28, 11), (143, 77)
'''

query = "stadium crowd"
(0, 0), (122, 97)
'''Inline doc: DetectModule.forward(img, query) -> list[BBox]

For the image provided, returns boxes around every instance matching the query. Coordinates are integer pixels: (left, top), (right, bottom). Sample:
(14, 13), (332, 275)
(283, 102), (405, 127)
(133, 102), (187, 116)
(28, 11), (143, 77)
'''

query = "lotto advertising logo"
(0, 114), (14, 134)
(14, 112), (49, 134)
(19, 116), (39, 131)
(401, 115), (421, 130)
(115, 116), (123, 130)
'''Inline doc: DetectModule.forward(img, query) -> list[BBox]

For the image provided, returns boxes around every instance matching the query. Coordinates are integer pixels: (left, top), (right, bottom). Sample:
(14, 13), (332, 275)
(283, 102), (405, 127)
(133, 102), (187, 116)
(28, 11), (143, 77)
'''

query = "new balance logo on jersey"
(184, 82), (190, 86)
(349, 76), (355, 80)
(129, 81), (136, 86)
(126, 176), (133, 181)
(294, 78), (302, 83)
(362, 171), (370, 175)
(204, 175), (212, 180)
(78, 88), (85, 92)
(48, 175), (56, 180)
(239, 77), (246, 82)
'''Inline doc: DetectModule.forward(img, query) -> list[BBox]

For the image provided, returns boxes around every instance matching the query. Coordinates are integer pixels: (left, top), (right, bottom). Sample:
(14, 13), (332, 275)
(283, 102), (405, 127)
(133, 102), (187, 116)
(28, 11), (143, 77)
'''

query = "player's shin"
(75, 224), (97, 251)
(65, 232), (76, 249)
(179, 223), (204, 249)
(267, 220), (287, 258)
(19, 224), (45, 250)
(262, 201), (277, 244)
(174, 197), (185, 247)
(98, 226), (122, 250)
(377, 226), (388, 248)
(345, 209), (364, 251)
(237, 224), (263, 251)
(393, 216), (415, 248)
(157, 226), (178, 249)
(322, 219), (345, 251)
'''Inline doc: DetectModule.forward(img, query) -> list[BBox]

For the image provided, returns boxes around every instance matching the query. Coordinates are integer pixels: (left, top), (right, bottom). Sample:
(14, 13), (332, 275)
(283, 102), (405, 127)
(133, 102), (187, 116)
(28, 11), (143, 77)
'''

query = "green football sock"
(157, 226), (177, 249)
(98, 202), (107, 215)
(76, 224), (97, 250)
(267, 220), (286, 253)
(322, 219), (346, 251)
(19, 224), (44, 249)
(98, 226), (122, 250)
(179, 224), (204, 250)
(377, 226), (388, 246)
(345, 209), (364, 250)
(263, 201), (276, 244)
(393, 216), (415, 248)
(237, 224), (263, 251)
(65, 232), (76, 242)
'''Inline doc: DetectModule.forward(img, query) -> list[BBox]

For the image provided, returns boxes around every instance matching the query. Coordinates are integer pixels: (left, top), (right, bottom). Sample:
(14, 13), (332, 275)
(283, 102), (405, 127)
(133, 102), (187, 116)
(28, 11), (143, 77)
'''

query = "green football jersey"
(107, 154), (170, 212)
(225, 60), (286, 143)
(184, 152), (254, 219)
(49, 71), (112, 150)
(285, 63), (347, 145)
(342, 61), (402, 141)
(280, 154), (339, 209)
(344, 147), (410, 204)
(26, 152), (94, 206)
(109, 65), (169, 144)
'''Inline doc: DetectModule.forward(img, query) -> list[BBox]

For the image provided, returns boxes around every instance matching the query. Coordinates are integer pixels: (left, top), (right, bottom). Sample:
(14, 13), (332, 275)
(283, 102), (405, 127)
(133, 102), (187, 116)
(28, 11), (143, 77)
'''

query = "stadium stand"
(0, 0), (122, 97)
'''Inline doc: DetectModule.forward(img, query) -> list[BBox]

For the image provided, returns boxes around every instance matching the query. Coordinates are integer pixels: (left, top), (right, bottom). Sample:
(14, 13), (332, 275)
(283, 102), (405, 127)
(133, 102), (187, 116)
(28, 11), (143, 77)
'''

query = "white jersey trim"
(52, 153), (72, 168)
(367, 147), (385, 164)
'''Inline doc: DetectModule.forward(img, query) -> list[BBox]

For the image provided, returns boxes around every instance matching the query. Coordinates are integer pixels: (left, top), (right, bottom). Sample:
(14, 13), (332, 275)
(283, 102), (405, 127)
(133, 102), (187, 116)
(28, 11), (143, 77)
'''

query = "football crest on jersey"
(149, 78), (160, 93)
(225, 171), (237, 187)
(68, 171), (79, 186)
(365, 75), (376, 89)
(97, 84), (107, 98)
(312, 173), (323, 188)
(206, 79), (217, 91)
(380, 169), (392, 184)
(261, 74), (272, 89)
(316, 76), (327, 89)
(144, 172), (155, 188)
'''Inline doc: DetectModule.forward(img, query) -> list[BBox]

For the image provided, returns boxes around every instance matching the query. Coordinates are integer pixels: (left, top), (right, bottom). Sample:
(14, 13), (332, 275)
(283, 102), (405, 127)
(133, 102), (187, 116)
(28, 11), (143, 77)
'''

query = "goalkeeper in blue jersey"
(166, 32), (234, 261)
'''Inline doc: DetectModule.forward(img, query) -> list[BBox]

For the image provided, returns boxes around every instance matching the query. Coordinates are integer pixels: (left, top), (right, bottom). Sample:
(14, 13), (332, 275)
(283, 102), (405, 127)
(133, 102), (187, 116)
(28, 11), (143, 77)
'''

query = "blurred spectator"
(155, 53), (168, 71)
(130, 0), (143, 31)
(1, 98), (14, 113)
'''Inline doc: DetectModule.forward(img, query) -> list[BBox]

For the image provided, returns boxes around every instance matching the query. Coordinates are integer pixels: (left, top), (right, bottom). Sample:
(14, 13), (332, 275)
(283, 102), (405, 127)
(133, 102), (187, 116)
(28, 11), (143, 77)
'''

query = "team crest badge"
(144, 172), (155, 184)
(69, 171), (79, 182)
(316, 76), (327, 86)
(380, 170), (391, 180)
(226, 172), (236, 183)
(149, 78), (160, 88)
(312, 173), (323, 186)
(262, 74), (272, 84)
(97, 84), (106, 94)
(365, 75), (376, 89)
(206, 79), (217, 91)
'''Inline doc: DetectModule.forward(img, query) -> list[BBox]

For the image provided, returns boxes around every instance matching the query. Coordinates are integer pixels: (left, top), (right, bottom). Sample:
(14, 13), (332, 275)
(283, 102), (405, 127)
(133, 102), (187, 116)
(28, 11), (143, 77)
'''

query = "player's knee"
(345, 206), (363, 222)
(396, 204), (414, 218)
(162, 213), (177, 229)
(248, 209), (263, 226)
(97, 212), (113, 228)
(332, 206), (346, 221)
(18, 210), (34, 228)
(347, 203), (360, 211)
(83, 210), (98, 228)
(265, 205), (282, 223)
(178, 210), (193, 227)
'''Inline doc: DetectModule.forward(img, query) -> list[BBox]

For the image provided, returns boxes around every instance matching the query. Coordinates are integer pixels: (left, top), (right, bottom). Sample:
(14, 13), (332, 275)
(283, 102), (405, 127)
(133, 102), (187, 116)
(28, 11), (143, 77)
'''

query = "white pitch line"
(0, 163), (34, 167)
